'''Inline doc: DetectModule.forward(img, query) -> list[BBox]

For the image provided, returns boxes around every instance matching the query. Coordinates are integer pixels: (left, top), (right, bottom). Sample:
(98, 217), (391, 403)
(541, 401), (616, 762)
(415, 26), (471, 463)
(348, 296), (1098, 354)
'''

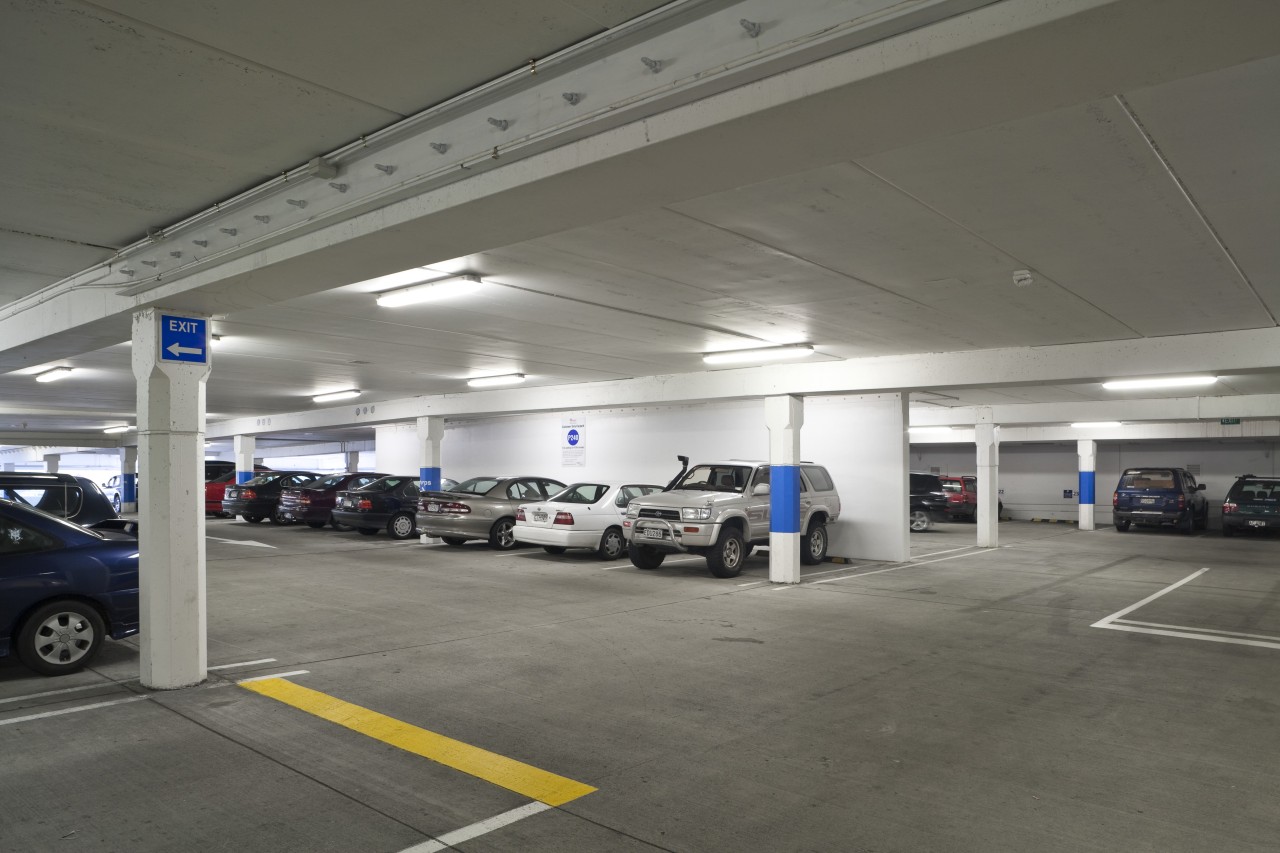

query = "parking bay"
(2, 520), (1279, 852)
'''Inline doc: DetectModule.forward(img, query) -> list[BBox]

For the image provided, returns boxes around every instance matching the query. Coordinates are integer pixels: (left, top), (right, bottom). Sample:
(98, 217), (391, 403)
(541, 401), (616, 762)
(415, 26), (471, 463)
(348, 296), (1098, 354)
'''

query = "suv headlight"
(626, 504), (641, 519)
(681, 506), (713, 521)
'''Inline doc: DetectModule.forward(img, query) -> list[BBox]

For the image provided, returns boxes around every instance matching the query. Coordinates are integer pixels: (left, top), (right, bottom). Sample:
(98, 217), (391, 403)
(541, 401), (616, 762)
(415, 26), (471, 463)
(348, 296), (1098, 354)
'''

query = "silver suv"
(622, 459), (841, 578)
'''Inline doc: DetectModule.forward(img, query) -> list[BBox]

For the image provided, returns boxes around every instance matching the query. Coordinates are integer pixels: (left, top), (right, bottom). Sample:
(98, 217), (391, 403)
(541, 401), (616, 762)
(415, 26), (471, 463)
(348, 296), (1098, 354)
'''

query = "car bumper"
(416, 514), (492, 539)
(278, 505), (330, 523)
(1115, 510), (1190, 525)
(331, 510), (393, 528)
(623, 518), (720, 553)
(514, 525), (600, 549)
(1223, 517), (1274, 531)
(221, 499), (278, 517)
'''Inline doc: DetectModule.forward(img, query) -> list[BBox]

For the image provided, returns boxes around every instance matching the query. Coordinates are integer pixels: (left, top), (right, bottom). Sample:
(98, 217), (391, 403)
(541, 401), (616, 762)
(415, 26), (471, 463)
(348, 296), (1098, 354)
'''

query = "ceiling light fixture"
(313, 389), (361, 403)
(1102, 376), (1217, 391)
(375, 274), (481, 308)
(35, 367), (74, 382)
(1071, 421), (1122, 429)
(467, 373), (526, 388)
(703, 344), (815, 365)
(103, 425), (135, 434)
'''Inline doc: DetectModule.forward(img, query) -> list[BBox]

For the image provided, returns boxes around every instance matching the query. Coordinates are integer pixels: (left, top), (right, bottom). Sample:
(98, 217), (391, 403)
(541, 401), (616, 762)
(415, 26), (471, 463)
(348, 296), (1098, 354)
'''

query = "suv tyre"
(706, 527), (746, 578)
(801, 521), (828, 565)
(629, 543), (665, 570)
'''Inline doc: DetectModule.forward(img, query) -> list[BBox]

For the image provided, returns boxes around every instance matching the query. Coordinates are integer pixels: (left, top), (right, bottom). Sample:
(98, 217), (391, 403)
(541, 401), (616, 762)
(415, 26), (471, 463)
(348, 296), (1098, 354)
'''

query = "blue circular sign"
(566, 428), (580, 446)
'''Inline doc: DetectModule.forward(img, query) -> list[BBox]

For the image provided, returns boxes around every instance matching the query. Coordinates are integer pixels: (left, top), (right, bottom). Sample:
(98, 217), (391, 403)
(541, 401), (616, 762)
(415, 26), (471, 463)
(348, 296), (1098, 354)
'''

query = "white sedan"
(516, 482), (663, 559)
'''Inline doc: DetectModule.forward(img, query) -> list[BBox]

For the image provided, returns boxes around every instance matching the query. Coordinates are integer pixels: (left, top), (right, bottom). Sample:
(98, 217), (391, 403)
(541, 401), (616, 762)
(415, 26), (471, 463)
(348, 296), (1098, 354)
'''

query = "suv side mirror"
(1196, 483), (1206, 491)
(753, 483), (770, 496)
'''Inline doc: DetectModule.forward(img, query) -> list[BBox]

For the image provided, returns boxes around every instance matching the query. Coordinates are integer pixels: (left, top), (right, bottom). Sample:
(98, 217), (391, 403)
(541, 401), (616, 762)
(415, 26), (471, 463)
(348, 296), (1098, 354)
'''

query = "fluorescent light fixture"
(313, 389), (361, 403)
(908, 426), (956, 434)
(35, 367), (74, 382)
(1102, 376), (1217, 391)
(356, 267), (455, 292)
(1071, 421), (1122, 429)
(375, 274), (480, 308)
(103, 425), (135, 434)
(210, 334), (224, 346)
(467, 373), (525, 388)
(702, 344), (815, 365)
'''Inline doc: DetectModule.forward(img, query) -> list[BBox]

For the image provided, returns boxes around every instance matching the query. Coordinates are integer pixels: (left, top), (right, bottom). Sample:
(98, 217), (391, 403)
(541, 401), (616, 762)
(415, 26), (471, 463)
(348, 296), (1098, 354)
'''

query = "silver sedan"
(416, 475), (566, 549)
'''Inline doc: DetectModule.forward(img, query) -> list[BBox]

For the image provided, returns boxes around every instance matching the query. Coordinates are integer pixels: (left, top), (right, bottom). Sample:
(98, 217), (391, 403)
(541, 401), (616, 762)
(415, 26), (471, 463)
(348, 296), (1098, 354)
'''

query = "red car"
(205, 466), (271, 517)
(939, 475), (1002, 521)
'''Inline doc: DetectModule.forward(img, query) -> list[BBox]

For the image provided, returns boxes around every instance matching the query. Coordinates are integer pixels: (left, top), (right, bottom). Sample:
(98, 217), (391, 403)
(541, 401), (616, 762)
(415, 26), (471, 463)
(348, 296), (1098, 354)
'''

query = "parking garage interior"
(2, 1), (1280, 851)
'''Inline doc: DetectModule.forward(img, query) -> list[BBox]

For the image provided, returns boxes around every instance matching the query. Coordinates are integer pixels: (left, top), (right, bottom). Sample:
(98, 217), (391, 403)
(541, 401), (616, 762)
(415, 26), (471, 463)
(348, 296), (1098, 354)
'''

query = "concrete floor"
(2, 519), (1278, 852)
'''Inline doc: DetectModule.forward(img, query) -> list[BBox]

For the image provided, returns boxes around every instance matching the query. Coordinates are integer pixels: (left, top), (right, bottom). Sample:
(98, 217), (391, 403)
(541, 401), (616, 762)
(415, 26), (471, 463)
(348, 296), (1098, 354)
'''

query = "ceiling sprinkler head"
(1012, 269), (1034, 287)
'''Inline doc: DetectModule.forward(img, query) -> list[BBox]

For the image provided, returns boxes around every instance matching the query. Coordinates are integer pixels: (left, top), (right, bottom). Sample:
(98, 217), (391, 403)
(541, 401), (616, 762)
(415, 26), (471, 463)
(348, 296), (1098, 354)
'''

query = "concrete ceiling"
(2, 0), (1279, 443)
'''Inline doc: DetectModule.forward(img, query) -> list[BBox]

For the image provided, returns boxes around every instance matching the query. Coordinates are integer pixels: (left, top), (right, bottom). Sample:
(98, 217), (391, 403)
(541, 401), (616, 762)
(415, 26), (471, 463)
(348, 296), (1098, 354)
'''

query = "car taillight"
(441, 502), (470, 513)
(554, 511), (574, 525)
(1177, 494), (1185, 510)
(1223, 501), (1237, 515)
(241, 489), (257, 500)
(516, 508), (526, 521)
(357, 499), (373, 510)
(299, 494), (311, 505)
(1112, 492), (1118, 506)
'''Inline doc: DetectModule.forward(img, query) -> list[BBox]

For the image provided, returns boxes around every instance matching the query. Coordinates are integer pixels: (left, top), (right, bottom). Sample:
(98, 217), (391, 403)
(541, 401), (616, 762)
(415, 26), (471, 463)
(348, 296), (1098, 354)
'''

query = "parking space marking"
(240, 677), (596, 806)
(0, 658), (281, 708)
(209, 657), (277, 671)
(1089, 568), (1280, 651)
(235, 670), (310, 684)
(808, 548), (994, 585)
(0, 695), (150, 726)
(399, 802), (553, 852)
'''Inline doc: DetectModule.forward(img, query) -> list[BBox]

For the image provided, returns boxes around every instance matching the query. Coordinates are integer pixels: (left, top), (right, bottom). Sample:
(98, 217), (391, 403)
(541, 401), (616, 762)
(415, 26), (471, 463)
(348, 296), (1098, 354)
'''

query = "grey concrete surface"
(2, 519), (1278, 852)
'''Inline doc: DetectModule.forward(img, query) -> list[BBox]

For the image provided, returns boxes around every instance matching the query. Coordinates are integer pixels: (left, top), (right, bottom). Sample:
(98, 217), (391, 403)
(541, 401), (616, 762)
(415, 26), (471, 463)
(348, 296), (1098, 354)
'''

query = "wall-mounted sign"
(562, 414), (585, 467)
(1220, 418), (1241, 425)
(159, 314), (207, 364)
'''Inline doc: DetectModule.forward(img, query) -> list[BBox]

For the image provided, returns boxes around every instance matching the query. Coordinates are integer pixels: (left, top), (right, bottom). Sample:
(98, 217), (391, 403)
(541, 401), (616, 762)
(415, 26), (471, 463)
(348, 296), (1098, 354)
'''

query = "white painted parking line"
(235, 670), (310, 684)
(208, 657), (277, 671)
(0, 681), (126, 706)
(910, 545), (978, 560)
(808, 548), (995, 585)
(0, 695), (151, 726)
(600, 556), (704, 571)
(400, 802), (552, 853)
(207, 535), (276, 549)
(1087, 568), (1280, 651)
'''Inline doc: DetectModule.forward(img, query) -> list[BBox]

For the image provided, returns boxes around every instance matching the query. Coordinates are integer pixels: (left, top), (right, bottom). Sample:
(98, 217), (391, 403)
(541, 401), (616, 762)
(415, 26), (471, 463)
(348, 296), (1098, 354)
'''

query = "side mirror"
(753, 483), (771, 496)
(1196, 483), (1206, 491)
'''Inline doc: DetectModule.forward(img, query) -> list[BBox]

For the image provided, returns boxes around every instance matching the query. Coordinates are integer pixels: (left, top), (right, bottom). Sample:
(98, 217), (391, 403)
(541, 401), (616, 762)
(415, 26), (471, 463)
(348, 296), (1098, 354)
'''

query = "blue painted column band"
(770, 465), (801, 534)
(1078, 471), (1096, 505)
(121, 473), (137, 503)
(420, 467), (442, 491)
(237, 470), (254, 484)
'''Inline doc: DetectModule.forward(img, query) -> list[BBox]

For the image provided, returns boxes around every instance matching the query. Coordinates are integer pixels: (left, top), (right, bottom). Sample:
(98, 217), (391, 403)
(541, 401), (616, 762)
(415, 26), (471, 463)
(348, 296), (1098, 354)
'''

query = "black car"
(1, 497), (140, 676)
(221, 471), (320, 524)
(1221, 475), (1279, 537)
(331, 476), (423, 539)
(910, 472), (950, 532)
(1112, 467), (1208, 533)
(0, 472), (120, 527)
(278, 471), (391, 529)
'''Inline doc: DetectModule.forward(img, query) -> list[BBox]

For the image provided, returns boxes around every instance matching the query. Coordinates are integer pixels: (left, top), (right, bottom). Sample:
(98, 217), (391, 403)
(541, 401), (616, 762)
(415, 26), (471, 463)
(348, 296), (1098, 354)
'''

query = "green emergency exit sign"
(1220, 418), (1241, 425)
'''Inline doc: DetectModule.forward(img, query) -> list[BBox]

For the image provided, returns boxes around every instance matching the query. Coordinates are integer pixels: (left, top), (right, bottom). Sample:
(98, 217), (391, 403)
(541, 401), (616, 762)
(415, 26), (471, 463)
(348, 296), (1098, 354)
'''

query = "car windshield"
(0, 499), (105, 540)
(549, 483), (609, 504)
(212, 471), (235, 484)
(1232, 480), (1280, 501)
(1120, 470), (1176, 489)
(452, 477), (500, 495)
(674, 465), (751, 493)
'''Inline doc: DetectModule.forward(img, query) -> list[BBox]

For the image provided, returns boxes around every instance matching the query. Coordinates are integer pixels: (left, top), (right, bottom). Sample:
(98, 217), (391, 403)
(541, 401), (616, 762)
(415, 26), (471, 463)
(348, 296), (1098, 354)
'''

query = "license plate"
(427, 502), (440, 512)
(342, 498), (353, 507)
(1249, 520), (1267, 528)
(533, 512), (548, 522)
(1140, 498), (1156, 505)
(643, 528), (664, 539)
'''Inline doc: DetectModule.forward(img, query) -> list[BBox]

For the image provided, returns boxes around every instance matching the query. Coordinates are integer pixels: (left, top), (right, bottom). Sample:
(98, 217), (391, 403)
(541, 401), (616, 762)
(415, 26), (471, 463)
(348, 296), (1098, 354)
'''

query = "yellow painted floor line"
(240, 677), (595, 806)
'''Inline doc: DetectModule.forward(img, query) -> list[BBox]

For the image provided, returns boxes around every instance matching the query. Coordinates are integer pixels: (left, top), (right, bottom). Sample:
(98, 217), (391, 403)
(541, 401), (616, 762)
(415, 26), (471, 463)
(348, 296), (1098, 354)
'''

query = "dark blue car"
(0, 498), (140, 676)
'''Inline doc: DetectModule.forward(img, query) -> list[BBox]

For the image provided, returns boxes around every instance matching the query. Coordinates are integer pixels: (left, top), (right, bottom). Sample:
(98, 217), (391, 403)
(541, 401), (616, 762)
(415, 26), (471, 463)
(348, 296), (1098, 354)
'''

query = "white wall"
(374, 423), (422, 474)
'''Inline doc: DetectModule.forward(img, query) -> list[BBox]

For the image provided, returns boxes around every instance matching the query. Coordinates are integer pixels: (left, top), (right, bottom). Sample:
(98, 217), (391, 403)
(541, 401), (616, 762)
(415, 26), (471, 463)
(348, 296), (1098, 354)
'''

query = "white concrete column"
(132, 307), (211, 690)
(416, 416), (445, 490)
(43, 453), (59, 473)
(233, 435), (256, 483)
(345, 450), (361, 472)
(975, 408), (999, 548)
(765, 395), (804, 584)
(120, 445), (138, 512)
(1078, 439), (1097, 531)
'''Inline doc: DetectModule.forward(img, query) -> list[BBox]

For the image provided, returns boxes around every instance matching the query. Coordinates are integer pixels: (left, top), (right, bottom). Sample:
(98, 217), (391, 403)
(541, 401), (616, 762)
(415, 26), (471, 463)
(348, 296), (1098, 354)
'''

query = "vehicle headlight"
(681, 506), (712, 521)
(626, 504), (641, 519)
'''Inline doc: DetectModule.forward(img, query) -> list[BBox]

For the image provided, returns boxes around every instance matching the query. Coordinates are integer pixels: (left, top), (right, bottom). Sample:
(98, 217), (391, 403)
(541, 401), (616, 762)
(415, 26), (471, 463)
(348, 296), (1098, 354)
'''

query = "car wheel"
(1181, 512), (1195, 535)
(269, 509), (290, 526)
(1115, 519), (1131, 531)
(1222, 524), (1235, 538)
(909, 509), (932, 532)
(357, 527), (379, 535)
(387, 512), (417, 540)
(328, 516), (352, 531)
(543, 545), (567, 555)
(112, 494), (121, 513)
(243, 514), (264, 524)
(597, 526), (625, 560)
(306, 521), (327, 529)
(488, 517), (518, 550)
(17, 600), (106, 676)
(801, 521), (828, 566)
(629, 543), (665, 570)
(706, 527), (746, 578)
(1195, 508), (1208, 530)
(217, 511), (233, 519)
(441, 536), (467, 546)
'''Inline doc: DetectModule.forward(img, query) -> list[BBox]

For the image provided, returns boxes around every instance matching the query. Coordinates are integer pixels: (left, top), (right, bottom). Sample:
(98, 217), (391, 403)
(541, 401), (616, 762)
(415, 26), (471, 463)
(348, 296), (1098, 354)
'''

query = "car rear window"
(551, 483), (609, 504)
(453, 477), (499, 495)
(1, 485), (84, 519)
(1230, 480), (1280, 501)
(910, 473), (943, 492)
(1119, 470), (1176, 489)
(802, 466), (834, 492)
(243, 473), (284, 486)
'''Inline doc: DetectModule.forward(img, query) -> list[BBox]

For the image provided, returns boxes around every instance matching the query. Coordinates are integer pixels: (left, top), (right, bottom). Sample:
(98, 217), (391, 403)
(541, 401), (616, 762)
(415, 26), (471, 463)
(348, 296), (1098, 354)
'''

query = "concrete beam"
(909, 393), (1280, 427)
(0, 436), (123, 453)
